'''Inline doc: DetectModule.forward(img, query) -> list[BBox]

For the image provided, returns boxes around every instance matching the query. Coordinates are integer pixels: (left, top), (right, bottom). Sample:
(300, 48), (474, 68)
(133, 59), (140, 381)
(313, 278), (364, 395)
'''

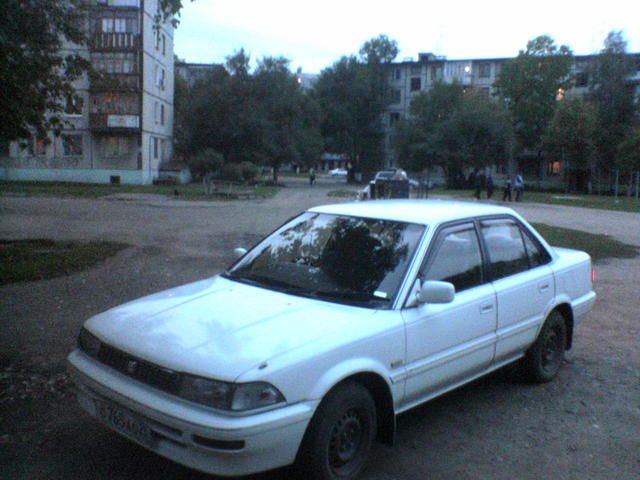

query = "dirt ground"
(1, 180), (639, 480)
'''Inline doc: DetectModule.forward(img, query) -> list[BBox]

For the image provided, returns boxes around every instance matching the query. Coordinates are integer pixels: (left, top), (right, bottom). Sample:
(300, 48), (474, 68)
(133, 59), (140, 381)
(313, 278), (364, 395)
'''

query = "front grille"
(96, 342), (182, 395)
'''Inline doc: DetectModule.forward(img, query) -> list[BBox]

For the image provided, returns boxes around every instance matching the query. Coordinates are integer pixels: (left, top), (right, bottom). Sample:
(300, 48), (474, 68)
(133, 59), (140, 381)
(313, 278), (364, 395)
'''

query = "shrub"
(218, 163), (244, 182)
(239, 161), (259, 182)
(188, 149), (224, 179)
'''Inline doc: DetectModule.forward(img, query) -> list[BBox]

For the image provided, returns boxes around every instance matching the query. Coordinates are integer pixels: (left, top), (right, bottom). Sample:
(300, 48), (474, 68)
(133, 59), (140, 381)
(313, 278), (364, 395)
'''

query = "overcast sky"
(174, 0), (640, 73)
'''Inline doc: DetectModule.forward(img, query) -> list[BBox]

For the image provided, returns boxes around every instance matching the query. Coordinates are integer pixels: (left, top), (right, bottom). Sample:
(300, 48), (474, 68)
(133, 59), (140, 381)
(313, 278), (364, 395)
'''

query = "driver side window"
(424, 224), (483, 292)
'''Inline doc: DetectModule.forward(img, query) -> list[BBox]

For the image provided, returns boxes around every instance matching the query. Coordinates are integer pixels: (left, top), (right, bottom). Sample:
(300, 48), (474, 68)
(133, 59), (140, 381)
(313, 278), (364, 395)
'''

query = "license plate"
(94, 399), (155, 448)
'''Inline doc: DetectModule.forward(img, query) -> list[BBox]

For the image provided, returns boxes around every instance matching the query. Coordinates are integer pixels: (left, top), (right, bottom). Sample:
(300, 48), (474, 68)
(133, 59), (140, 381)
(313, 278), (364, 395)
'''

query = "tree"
(394, 83), (512, 187)
(314, 35), (399, 176)
(616, 128), (640, 196)
(494, 35), (573, 172)
(587, 31), (638, 173)
(0, 0), (89, 141)
(543, 97), (598, 191)
(253, 56), (323, 183)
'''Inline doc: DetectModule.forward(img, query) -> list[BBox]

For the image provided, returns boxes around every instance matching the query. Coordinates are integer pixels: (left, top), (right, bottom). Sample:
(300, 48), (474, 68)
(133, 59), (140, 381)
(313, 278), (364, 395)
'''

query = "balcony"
(90, 32), (140, 51)
(90, 73), (140, 92)
(90, 113), (140, 132)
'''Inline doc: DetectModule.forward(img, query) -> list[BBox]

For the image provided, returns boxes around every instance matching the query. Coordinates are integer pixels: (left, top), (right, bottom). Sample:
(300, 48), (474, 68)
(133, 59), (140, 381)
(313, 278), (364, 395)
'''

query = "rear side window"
(481, 220), (529, 280)
(522, 230), (551, 267)
(425, 225), (483, 292)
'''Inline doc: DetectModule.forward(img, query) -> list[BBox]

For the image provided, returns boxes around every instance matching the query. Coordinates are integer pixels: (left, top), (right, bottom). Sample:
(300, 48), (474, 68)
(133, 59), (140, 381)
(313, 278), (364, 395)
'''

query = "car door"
(401, 222), (497, 409)
(479, 218), (555, 363)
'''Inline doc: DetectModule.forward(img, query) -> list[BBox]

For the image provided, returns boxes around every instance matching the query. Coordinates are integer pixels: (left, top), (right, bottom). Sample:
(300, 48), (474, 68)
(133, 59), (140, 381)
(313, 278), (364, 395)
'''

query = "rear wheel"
(296, 381), (377, 480)
(523, 311), (567, 383)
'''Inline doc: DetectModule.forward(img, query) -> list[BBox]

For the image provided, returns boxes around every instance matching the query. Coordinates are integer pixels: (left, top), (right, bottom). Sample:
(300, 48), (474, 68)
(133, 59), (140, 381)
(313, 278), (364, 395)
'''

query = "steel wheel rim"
(541, 325), (562, 373)
(328, 408), (365, 473)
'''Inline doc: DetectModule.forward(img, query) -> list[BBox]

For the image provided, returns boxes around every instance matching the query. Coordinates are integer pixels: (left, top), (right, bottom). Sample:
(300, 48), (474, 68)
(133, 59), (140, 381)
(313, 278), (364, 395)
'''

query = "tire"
(523, 311), (567, 383)
(296, 381), (377, 480)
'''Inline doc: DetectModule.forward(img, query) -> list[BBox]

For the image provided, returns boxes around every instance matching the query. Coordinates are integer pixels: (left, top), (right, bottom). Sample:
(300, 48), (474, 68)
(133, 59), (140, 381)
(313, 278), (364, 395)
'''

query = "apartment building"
(383, 52), (640, 174)
(0, 0), (174, 185)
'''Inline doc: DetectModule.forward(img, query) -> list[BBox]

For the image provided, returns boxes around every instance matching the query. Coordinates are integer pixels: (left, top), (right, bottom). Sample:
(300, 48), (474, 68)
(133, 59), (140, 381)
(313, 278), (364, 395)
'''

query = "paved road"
(1, 183), (639, 480)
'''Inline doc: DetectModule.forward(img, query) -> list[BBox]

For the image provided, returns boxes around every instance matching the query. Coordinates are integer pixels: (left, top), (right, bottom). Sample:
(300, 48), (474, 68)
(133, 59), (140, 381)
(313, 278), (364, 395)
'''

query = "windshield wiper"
(311, 290), (390, 303)
(225, 271), (303, 293)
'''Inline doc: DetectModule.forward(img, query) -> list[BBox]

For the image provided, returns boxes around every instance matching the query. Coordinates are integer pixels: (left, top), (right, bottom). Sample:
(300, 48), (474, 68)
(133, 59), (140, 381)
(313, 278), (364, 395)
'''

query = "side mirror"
(416, 280), (455, 304)
(233, 247), (247, 260)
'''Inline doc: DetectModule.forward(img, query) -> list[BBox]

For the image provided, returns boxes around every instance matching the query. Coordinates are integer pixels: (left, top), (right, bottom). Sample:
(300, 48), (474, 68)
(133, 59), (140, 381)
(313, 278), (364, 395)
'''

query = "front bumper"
(67, 349), (316, 477)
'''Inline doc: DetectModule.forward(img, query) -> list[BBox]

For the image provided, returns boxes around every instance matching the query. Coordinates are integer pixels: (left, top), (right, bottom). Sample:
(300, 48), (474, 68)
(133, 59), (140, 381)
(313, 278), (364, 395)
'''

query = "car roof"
(309, 200), (516, 225)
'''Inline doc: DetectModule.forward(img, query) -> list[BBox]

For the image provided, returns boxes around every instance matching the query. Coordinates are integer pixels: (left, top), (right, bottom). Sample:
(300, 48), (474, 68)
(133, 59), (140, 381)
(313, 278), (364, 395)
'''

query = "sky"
(174, 0), (640, 73)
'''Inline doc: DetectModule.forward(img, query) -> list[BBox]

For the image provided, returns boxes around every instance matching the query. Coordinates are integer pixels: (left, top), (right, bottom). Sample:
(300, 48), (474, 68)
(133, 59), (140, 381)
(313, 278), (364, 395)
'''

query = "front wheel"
(296, 381), (377, 480)
(522, 311), (567, 383)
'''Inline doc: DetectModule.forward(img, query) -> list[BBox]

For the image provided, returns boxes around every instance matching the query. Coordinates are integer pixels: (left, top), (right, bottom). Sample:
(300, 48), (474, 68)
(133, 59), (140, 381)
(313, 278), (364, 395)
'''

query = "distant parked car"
(329, 168), (348, 177)
(68, 201), (595, 479)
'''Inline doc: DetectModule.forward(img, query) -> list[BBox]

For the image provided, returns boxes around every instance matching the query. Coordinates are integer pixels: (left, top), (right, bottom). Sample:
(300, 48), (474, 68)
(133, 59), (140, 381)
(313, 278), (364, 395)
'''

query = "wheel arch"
(552, 302), (574, 350)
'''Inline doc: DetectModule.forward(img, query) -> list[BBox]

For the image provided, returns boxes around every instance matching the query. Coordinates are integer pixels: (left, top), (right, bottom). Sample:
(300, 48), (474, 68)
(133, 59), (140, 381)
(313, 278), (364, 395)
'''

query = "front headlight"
(179, 374), (285, 411)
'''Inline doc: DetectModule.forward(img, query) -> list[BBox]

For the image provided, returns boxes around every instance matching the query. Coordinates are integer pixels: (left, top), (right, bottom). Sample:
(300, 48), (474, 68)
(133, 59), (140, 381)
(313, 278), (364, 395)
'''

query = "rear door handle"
(480, 303), (494, 314)
(538, 283), (550, 293)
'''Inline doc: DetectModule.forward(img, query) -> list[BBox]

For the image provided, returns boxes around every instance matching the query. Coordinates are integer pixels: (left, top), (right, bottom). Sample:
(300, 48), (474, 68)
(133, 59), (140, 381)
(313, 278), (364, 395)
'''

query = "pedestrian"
(473, 171), (482, 200)
(309, 167), (316, 186)
(502, 177), (512, 202)
(514, 172), (524, 201)
(486, 175), (494, 199)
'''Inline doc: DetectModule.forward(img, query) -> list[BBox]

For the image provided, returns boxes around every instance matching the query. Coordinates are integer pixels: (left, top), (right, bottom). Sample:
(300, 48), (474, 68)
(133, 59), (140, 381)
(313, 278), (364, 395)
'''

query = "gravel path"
(1, 183), (638, 480)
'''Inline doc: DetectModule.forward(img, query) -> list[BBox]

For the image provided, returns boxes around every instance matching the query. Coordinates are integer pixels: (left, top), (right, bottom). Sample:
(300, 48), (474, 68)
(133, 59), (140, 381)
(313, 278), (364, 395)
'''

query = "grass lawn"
(0, 181), (279, 201)
(0, 239), (128, 286)
(327, 189), (359, 198)
(435, 189), (640, 213)
(531, 223), (638, 263)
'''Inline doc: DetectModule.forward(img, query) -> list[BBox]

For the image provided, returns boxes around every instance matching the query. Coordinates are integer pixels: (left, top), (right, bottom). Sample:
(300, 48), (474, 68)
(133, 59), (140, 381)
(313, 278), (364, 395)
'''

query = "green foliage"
(616, 128), (640, 175)
(587, 31), (638, 171)
(543, 97), (598, 176)
(218, 163), (244, 182)
(188, 149), (224, 179)
(180, 51), (322, 183)
(395, 84), (512, 185)
(494, 35), (573, 153)
(238, 161), (259, 182)
(0, 0), (90, 141)
(314, 35), (399, 176)
(0, 239), (128, 286)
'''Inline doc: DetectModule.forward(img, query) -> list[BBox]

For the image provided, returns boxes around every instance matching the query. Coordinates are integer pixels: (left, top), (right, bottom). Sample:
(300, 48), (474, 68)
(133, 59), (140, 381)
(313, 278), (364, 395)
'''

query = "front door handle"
(538, 283), (550, 293)
(480, 303), (494, 314)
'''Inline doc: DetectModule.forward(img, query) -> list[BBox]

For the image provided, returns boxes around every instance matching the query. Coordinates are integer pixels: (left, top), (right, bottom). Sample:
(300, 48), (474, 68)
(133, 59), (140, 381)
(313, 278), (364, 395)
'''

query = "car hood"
(85, 276), (376, 381)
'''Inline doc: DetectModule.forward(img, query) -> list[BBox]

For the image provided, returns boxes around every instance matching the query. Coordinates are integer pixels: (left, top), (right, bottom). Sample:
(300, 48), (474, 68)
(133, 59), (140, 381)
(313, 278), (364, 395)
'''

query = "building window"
(92, 52), (137, 74)
(575, 72), (589, 87)
(160, 104), (165, 125)
(478, 63), (491, 78)
(62, 135), (83, 156)
(153, 137), (159, 159)
(410, 77), (421, 92)
(548, 161), (561, 176)
(431, 66), (443, 81)
(156, 30), (161, 50)
(154, 101), (159, 124)
(162, 34), (166, 55)
(410, 65), (421, 75)
(389, 112), (401, 126)
(91, 93), (139, 115)
(64, 94), (83, 116)
(390, 89), (401, 105)
(103, 136), (130, 157)
(392, 68), (401, 81)
(155, 66), (165, 89)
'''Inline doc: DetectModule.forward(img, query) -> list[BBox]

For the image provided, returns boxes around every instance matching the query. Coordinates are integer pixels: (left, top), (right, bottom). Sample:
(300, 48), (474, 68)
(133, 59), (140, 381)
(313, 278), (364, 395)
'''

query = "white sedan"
(68, 200), (596, 479)
(328, 167), (348, 177)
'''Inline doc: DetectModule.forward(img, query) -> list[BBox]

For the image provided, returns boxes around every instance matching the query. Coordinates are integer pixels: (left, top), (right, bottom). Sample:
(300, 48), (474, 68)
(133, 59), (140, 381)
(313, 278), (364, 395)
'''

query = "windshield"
(224, 212), (425, 308)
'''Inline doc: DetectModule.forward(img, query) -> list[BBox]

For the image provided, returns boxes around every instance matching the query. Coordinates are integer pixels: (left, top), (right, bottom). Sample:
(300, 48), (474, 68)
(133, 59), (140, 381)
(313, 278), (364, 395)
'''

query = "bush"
(188, 149), (224, 179)
(239, 161), (259, 182)
(218, 163), (244, 182)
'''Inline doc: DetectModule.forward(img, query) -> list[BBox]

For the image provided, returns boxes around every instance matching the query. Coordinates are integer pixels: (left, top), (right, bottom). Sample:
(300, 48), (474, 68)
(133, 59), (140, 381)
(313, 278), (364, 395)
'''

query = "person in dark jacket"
(502, 177), (512, 201)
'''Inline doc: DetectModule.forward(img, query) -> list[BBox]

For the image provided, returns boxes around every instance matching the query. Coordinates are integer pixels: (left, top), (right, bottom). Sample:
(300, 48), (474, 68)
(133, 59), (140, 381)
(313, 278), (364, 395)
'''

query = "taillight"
(591, 268), (596, 284)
